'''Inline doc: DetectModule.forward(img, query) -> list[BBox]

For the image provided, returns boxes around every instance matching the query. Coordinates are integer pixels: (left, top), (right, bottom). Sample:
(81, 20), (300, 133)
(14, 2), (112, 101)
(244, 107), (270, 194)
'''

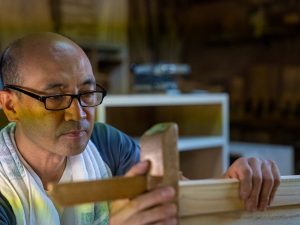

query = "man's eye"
(47, 95), (65, 102)
(81, 93), (95, 100)
(82, 92), (94, 97)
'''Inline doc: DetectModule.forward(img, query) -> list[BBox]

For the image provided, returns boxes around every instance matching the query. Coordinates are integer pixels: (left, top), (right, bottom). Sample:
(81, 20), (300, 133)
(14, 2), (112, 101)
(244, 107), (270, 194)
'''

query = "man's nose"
(64, 98), (87, 121)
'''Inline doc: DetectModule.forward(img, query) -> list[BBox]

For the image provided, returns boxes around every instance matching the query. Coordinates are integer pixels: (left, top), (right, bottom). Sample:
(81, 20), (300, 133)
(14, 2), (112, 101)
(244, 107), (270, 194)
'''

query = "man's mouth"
(61, 130), (87, 138)
(57, 121), (90, 139)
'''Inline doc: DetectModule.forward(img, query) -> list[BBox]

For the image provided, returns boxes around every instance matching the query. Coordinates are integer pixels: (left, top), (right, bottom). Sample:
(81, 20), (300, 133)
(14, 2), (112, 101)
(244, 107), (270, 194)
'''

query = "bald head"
(1, 32), (88, 87)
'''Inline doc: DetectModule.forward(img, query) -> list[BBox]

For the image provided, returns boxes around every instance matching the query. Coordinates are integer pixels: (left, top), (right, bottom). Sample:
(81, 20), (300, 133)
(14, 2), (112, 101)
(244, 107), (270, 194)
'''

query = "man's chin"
(61, 141), (89, 156)
(66, 148), (85, 156)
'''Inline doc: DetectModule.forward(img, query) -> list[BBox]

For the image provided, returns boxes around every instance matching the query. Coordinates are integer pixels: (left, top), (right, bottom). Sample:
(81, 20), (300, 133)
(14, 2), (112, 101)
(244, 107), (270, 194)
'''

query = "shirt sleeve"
(90, 122), (140, 176)
(0, 192), (16, 225)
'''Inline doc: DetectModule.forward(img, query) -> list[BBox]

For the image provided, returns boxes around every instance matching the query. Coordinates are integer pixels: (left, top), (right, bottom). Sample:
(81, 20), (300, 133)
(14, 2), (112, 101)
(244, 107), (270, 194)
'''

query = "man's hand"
(109, 161), (177, 225)
(224, 157), (280, 212)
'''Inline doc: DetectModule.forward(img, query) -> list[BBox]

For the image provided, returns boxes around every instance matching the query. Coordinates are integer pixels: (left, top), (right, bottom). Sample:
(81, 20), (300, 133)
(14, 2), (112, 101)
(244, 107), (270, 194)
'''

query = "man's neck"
(14, 127), (67, 190)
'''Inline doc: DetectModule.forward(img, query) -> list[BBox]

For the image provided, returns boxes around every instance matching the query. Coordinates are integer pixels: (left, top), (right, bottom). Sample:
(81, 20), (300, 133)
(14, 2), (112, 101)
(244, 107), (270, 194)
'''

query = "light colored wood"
(179, 175), (300, 225)
(180, 205), (300, 225)
(48, 176), (147, 206)
(179, 176), (300, 216)
(140, 123), (179, 192)
(48, 123), (179, 206)
(49, 174), (300, 223)
(49, 120), (300, 224)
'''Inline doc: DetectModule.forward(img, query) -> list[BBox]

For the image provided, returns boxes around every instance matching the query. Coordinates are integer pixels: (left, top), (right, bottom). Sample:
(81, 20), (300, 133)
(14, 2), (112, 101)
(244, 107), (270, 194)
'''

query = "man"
(0, 32), (280, 225)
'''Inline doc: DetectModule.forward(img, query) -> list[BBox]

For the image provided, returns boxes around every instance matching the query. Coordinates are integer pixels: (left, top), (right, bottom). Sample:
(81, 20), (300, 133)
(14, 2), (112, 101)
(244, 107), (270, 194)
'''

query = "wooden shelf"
(178, 136), (225, 151)
(100, 93), (228, 107)
(133, 136), (225, 152)
(97, 93), (229, 179)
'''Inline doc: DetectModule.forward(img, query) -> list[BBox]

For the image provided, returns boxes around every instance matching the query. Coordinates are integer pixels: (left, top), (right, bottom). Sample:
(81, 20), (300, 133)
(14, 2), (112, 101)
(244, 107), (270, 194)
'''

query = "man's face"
(13, 40), (96, 156)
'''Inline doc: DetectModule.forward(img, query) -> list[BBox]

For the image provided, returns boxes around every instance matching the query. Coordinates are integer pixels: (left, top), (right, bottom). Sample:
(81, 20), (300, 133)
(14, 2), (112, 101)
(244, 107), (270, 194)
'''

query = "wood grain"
(48, 122), (179, 207)
(179, 175), (300, 225)
(180, 205), (300, 225)
(48, 176), (147, 206)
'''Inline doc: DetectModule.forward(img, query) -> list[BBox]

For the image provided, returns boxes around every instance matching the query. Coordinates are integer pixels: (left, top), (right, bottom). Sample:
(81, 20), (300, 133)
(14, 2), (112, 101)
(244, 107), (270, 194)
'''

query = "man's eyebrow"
(43, 83), (64, 91)
(82, 78), (96, 86)
(42, 77), (96, 91)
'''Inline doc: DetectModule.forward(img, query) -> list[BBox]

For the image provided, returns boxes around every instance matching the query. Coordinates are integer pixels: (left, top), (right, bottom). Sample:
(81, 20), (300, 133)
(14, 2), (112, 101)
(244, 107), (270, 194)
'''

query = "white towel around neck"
(0, 123), (111, 225)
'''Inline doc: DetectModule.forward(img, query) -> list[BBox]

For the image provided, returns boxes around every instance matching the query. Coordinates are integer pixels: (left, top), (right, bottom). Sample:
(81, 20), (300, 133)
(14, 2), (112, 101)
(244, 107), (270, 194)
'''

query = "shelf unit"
(97, 93), (229, 179)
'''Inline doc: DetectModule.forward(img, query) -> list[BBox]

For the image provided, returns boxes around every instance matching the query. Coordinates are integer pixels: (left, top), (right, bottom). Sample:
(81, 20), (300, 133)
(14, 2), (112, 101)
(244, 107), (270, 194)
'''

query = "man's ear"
(0, 90), (18, 122)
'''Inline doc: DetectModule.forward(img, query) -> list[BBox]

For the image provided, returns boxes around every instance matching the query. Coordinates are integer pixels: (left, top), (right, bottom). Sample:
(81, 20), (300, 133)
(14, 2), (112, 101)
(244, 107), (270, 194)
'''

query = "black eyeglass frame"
(4, 84), (107, 111)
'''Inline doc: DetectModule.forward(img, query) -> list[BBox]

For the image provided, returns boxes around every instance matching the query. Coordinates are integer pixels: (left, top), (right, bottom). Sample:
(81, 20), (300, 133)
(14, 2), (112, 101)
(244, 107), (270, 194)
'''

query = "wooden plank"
(48, 123), (179, 206)
(180, 205), (300, 225)
(179, 175), (300, 217)
(48, 120), (300, 224)
(48, 176), (147, 206)
(140, 122), (179, 192)
(179, 175), (300, 224)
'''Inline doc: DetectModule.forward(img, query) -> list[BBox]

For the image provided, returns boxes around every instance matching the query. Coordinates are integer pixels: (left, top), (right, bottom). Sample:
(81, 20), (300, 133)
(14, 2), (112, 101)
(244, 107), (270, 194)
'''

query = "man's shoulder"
(91, 122), (114, 133)
(90, 122), (140, 176)
(91, 122), (113, 133)
(91, 122), (131, 142)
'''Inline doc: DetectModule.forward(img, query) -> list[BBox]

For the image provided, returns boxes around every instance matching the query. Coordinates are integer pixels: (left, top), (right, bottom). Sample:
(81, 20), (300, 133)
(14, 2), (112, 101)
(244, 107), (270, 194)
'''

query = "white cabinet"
(96, 93), (229, 179)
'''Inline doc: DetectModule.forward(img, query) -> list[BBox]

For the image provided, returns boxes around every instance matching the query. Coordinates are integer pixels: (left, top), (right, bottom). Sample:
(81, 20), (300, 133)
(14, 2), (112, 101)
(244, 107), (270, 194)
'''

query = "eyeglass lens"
(45, 92), (104, 110)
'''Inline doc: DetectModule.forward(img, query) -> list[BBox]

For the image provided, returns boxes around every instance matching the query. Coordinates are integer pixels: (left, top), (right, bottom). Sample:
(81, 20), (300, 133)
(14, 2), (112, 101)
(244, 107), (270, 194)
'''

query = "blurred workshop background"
(0, 0), (299, 177)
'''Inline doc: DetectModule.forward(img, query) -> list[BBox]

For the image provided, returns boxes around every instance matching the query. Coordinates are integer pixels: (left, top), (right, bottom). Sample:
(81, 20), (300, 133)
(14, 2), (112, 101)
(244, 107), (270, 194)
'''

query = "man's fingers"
(152, 218), (178, 225)
(110, 186), (176, 224)
(268, 160), (281, 205)
(226, 157), (281, 213)
(238, 171), (252, 201)
(111, 162), (178, 225)
(234, 159), (253, 201)
(127, 203), (177, 225)
(245, 158), (262, 211)
(111, 161), (151, 216)
(125, 161), (150, 177)
(129, 186), (175, 214)
(258, 160), (274, 211)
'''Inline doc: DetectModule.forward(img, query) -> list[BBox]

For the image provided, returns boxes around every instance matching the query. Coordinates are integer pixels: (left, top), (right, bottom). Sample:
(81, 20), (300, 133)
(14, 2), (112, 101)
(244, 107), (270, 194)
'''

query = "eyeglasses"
(4, 84), (107, 111)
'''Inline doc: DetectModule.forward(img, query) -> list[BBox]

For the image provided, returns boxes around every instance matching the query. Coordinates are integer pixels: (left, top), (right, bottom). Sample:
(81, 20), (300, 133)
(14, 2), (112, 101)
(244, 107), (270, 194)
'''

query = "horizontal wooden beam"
(180, 205), (300, 225)
(179, 175), (300, 216)
(179, 175), (300, 225)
